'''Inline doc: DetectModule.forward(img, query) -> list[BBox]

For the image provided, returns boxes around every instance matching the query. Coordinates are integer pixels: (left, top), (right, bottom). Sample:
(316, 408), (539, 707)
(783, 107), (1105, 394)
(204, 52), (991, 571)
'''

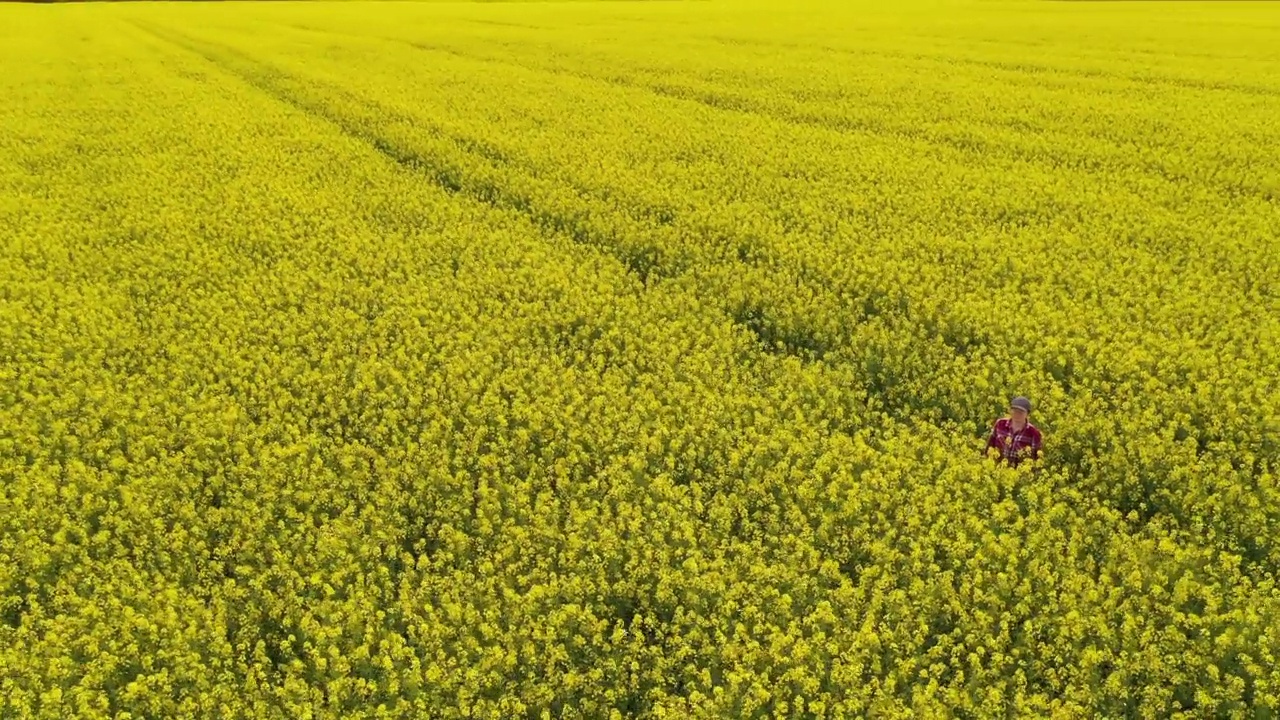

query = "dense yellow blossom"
(1, 0), (1278, 717)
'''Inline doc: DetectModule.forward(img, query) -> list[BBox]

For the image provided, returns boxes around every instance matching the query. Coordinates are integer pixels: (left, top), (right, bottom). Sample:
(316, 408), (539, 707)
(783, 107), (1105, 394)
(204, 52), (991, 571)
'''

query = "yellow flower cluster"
(2, 0), (1278, 717)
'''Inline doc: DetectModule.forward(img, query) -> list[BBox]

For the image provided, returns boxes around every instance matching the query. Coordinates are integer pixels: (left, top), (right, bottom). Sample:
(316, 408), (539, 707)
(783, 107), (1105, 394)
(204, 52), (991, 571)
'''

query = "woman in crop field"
(985, 396), (1042, 467)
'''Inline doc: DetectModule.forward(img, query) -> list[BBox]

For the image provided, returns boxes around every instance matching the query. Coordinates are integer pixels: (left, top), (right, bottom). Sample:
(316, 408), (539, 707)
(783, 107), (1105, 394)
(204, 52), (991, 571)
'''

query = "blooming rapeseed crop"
(1, 0), (1278, 716)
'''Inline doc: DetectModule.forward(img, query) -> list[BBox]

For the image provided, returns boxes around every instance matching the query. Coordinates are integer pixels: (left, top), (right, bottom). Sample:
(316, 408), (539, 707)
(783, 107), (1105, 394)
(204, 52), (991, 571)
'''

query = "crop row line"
(390, 28), (1277, 205)
(134, 21), (1278, 580)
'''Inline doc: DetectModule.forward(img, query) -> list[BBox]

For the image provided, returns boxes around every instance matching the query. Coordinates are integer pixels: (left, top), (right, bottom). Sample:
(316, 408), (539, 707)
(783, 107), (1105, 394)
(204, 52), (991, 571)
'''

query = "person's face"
(1010, 407), (1028, 424)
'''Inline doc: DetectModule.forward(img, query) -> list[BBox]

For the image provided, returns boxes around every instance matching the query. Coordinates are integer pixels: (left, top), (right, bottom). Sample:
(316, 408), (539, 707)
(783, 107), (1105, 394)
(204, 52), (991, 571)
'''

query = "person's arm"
(1030, 428), (1043, 461)
(984, 422), (1001, 458)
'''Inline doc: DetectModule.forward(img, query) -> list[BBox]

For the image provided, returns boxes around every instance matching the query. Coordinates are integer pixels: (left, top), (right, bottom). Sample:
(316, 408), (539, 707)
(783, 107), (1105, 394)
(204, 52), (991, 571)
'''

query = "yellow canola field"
(1, 0), (1279, 717)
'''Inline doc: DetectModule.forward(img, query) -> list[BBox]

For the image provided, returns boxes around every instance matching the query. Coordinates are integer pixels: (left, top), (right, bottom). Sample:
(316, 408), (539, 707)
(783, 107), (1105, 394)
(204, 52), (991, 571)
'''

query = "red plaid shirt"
(986, 417), (1042, 467)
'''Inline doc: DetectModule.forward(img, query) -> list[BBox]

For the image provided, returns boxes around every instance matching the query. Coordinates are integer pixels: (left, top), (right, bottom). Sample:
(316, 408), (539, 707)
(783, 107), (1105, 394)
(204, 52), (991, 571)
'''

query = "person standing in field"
(985, 396), (1042, 467)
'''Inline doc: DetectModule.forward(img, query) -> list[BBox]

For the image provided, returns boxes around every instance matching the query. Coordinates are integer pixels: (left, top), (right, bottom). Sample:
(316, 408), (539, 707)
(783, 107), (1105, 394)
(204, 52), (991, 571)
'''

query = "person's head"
(1009, 396), (1032, 424)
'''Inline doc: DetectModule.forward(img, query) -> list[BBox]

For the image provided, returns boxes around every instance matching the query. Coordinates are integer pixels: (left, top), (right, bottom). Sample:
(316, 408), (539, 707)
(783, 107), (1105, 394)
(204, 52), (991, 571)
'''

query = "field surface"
(2, 0), (1280, 717)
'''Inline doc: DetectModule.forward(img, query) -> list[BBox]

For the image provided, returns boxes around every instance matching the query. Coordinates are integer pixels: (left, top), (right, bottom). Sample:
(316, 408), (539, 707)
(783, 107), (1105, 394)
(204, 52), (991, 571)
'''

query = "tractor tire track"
(704, 33), (1280, 99)
(135, 21), (1280, 579)
(406, 33), (1279, 205)
(133, 22), (690, 289)
(132, 21), (846, 369)
(277, 21), (1278, 205)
